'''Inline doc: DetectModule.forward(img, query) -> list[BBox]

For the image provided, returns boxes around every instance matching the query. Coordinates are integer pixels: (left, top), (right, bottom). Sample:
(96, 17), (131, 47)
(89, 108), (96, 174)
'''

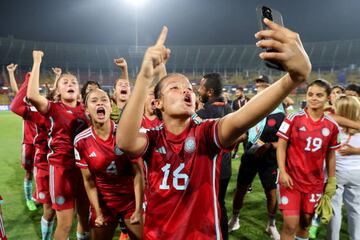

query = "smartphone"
(256, 5), (285, 71)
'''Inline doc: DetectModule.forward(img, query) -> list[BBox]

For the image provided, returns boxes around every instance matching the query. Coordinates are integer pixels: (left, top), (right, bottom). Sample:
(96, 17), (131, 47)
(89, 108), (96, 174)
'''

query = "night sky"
(0, 0), (359, 46)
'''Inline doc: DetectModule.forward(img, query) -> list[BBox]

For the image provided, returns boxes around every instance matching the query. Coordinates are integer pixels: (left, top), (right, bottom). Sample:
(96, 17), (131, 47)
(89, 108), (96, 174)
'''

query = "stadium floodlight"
(125, 0), (147, 8)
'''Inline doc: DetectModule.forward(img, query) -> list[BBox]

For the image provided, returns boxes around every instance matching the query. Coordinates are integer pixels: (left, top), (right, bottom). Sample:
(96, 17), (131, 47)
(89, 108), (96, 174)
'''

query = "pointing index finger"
(155, 26), (168, 47)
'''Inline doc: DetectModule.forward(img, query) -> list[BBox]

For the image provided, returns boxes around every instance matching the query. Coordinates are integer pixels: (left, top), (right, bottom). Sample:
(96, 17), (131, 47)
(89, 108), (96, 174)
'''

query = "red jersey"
(74, 122), (136, 212)
(141, 116), (228, 240)
(277, 108), (340, 193)
(10, 74), (49, 164)
(10, 73), (36, 145)
(45, 101), (88, 168)
(141, 115), (162, 131)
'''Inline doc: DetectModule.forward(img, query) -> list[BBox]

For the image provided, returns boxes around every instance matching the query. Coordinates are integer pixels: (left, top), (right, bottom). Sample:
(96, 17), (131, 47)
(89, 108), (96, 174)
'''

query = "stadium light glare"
(125, 0), (147, 8)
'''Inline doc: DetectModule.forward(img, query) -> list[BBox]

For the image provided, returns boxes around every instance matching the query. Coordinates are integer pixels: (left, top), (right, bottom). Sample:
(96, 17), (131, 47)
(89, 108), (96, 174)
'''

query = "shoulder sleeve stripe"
(276, 132), (289, 140)
(75, 162), (88, 167)
(213, 121), (220, 149)
(287, 110), (305, 121)
(74, 128), (92, 144)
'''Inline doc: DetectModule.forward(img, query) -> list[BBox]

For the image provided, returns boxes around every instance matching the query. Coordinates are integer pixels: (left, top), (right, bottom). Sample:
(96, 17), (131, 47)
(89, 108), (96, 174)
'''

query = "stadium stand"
(0, 36), (359, 101)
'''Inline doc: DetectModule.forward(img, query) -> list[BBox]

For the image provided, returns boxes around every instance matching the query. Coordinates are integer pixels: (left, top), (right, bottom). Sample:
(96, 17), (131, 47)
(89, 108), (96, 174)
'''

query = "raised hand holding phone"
(255, 18), (311, 82)
(256, 6), (285, 71)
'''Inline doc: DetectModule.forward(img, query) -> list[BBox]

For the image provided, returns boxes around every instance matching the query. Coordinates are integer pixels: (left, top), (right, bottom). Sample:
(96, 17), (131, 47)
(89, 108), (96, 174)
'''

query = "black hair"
(307, 79), (331, 96)
(236, 86), (244, 91)
(84, 88), (111, 108)
(81, 81), (101, 101)
(345, 83), (360, 96)
(203, 73), (223, 97)
(331, 85), (344, 93)
(154, 73), (189, 120)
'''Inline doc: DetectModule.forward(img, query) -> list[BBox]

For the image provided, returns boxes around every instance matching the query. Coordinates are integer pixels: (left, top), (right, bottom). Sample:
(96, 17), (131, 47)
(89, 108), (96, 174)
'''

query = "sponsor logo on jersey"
(322, 127), (330, 137)
(89, 151), (97, 158)
(279, 121), (290, 133)
(299, 126), (307, 132)
(155, 146), (166, 154)
(30, 106), (38, 112)
(184, 137), (196, 153)
(281, 196), (289, 205)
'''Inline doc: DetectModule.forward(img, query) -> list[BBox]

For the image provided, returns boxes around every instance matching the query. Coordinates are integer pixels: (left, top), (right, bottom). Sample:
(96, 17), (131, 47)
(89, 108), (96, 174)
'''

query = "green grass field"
(0, 111), (350, 239)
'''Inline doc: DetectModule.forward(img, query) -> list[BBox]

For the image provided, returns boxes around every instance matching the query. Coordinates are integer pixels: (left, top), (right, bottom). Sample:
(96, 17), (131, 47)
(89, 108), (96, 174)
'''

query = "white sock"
(41, 216), (54, 240)
(76, 231), (89, 240)
(295, 237), (309, 240)
(24, 179), (32, 201)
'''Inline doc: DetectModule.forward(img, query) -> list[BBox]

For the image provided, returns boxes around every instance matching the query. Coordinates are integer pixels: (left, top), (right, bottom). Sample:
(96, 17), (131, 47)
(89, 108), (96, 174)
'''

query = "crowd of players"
(0, 20), (360, 240)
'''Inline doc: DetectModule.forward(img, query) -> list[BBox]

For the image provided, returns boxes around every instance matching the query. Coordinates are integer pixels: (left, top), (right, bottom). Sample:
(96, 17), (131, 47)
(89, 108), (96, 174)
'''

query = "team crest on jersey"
(322, 128), (330, 137)
(56, 196), (65, 205)
(281, 196), (289, 205)
(184, 137), (196, 153)
(39, 192), (45, 200)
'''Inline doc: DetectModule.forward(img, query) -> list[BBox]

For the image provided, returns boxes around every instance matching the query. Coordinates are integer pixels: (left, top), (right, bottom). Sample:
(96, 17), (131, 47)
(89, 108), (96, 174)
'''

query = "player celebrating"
(116, 18), (312, 239)
(74, 88), (143, 240)
(7, 63), (37, 211)
(276, 79), (340, 240)
(111, 58), (131, 123)
(27, 51), (90, 240)
(10, 72), (56, 240)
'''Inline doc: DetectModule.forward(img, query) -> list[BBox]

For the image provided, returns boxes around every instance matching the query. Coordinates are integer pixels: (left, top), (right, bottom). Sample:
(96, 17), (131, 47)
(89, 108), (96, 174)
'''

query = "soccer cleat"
(26, 199), (37, 211)
(119, 232), (129, 240)
(309, 225), (318, 239)
(266, 224), (280, 240)
(228, 216), (240, 232)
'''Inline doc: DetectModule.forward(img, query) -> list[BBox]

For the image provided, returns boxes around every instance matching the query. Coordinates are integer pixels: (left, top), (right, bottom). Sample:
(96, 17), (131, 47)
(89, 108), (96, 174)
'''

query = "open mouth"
(120, 89), (128, 95)
(96, 107), (106, 119)
(67, 89), (75, 93)
(150, 100), (156, 110)
(184, 94), (192, 105)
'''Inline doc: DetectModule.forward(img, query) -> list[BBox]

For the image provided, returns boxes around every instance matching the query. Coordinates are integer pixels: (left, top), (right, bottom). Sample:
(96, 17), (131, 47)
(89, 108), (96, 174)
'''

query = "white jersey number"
(159, 163), (189, 190)
(106, 161), (118, 175)
(304, 137), (322, 152)
(309, 193), (322, 203)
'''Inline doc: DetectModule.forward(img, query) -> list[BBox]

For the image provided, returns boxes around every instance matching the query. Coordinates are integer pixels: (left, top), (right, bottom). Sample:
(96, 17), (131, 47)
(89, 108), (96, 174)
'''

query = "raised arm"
(114, 58), (129, 81)
(10, 73), (30, 117)
(27, 51), (49, 114)
(116, 27), (170, 156)
(218, 18), (311, 148)
(80, 168), (105, 227)
(329, 113), (360, 130)
(6, 63), (19, 94)
(51, 67), (62, 87)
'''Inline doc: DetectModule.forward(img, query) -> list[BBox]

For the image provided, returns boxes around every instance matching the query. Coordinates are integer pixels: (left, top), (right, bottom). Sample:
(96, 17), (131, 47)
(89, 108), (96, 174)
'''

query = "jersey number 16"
(159, 163), (189, 190)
